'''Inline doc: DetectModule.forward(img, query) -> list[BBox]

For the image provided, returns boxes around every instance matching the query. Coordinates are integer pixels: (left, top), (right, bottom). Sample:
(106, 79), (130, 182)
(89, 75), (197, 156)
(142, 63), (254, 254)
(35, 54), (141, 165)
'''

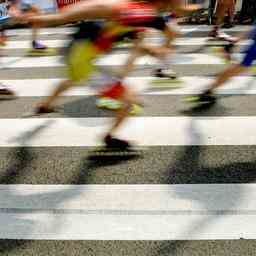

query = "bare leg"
(106, 88), (136, 136)
(192, 64), (248, 104)
(228, 0), (236, 24)
(39, 79), (75, 108)
(209, 1), (228, 37)
(208, 64), (247, 91)
(29, 6), (47, 49)
(31, 26), (37, 43)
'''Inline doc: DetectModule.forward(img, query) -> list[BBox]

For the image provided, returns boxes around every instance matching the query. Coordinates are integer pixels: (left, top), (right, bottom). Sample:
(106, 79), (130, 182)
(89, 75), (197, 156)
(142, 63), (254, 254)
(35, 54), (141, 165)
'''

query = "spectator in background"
(239, 0), (256, 24)
(209, 0), (236, 40)
(223, 0), (236, 28)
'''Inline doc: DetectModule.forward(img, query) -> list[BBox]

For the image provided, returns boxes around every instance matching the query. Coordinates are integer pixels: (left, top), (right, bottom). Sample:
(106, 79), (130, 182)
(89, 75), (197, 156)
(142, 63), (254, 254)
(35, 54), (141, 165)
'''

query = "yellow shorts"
(66, 41), (99, 84)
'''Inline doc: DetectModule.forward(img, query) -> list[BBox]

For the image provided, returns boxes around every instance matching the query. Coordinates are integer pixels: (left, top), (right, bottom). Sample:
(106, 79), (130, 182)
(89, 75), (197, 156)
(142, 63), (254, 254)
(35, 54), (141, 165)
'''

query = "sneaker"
(152, 68), (182, 88)
(129, 104), (143, 115)
(35, 105), (55, 114)
(222, 22), (234, 29)
(32, 40), (47, 50)
(186, 89), (216, 104)
(104, 135), (130, 150)
(208, 28), (236, 43)
(217, 31), (237, 43)
(0, 85), (15, 98)
(96, 97), (122, 110)
(208, 27), (218, 38)
(194, 91), (216, 104)
(154, 68), (177, 79)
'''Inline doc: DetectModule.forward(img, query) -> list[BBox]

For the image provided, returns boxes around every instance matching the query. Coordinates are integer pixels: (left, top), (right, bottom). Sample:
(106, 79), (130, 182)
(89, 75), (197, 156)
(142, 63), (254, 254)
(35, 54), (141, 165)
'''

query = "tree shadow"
(59, 96), (114, 119)
(153, 115), (256, 255)
(0, 121), (93, 253)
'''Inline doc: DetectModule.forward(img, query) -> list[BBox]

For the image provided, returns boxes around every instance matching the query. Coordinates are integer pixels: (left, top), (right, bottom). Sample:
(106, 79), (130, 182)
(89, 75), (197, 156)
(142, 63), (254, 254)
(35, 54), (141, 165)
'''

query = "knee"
(29, 6), (40, 15)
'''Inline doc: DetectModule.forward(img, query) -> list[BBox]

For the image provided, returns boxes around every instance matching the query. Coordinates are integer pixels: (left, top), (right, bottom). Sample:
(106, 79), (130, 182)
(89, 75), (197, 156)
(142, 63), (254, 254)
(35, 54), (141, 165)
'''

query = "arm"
(28, 1), (115, 27)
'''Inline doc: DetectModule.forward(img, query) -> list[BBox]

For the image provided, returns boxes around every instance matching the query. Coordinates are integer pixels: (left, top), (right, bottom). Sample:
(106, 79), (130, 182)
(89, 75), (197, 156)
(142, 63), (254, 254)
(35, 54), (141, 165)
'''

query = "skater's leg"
(103, 86), (140, 149)
(28, 6), (48, 49)
(208, 64), (246, 92)
(30, 7), (39, 42)
(197, 41), (256, 104)
(108, 88), (139, 135)
(209, 32), (256, 92)
(191, 27), (256, 104)
(38, 79), (74, 109)
(118, 48), (143, 78)
(37, 40), (97, 112)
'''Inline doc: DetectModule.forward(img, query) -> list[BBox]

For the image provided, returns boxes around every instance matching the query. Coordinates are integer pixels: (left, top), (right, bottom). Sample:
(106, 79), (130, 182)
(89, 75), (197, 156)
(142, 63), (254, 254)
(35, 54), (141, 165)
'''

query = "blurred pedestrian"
(209, 0), (236, 40)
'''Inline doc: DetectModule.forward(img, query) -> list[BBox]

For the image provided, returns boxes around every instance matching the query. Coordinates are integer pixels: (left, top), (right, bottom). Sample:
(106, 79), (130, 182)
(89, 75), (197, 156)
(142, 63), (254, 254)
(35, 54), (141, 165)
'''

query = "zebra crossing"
(0, 25), (256, 255)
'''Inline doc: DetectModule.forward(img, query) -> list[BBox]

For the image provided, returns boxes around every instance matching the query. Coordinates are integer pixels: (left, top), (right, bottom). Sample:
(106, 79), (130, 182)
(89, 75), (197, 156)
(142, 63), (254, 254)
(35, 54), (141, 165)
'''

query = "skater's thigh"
(241, 40), (256, 68)
(248, 25), (256, 42)
(66, 41), (99, 85)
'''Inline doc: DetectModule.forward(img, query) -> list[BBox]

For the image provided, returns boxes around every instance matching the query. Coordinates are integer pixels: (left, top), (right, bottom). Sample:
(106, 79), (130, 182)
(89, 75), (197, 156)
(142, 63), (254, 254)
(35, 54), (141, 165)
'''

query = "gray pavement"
(0, 240), (256, 256)
(1, 94), (256, 118)
(0, 25), (256, 255)
(0, 145), (256, 184)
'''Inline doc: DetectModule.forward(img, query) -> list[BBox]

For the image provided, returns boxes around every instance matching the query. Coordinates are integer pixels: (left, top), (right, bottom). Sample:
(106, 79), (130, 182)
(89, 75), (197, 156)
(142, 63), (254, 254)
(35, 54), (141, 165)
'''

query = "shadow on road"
(0, 120), (92, 254)
(153, 112), (256, 255)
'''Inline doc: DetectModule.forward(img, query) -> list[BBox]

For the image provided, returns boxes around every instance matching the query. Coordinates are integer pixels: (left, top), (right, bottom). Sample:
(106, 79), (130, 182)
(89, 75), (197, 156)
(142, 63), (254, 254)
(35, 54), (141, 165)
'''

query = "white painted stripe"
(145, 76), (256, 95)
(6, 27), (76, 36)
(5, 76), (256, 97)
(0, 56), (64, 68)
(142, 37), (250, 47)
(1, 184), (256, 240)
(98, 53), (241, 66)
(0, 38), (250, 49)
(5, 25), (248, 37)
(2, 116), (256, 147)
(174, 38), (249, 46)
(0, 184), (254, 211)
(2, 212), (256, 240)
(2, 40), (70, 49)
(180, 25), (251, 32)
(4, 78), (95, 96)
(0, 53), (241, 68)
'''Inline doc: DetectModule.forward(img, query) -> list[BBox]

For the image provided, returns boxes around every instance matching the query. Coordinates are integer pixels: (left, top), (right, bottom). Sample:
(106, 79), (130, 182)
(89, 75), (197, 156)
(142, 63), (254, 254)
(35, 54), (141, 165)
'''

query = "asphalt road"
(0, 25), (256, 256)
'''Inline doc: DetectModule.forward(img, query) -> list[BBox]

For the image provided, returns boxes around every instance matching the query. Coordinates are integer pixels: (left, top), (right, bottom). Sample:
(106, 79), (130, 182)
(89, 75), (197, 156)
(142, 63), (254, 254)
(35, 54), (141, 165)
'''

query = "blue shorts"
(241, 25), (256, 67)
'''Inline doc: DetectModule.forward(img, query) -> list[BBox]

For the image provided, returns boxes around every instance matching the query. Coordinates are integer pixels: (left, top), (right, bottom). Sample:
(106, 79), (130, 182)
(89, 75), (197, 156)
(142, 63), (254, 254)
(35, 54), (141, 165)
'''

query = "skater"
(26, 0), (201, 149)
(8, 0), (50, 54)
(192, 23), (256, 105)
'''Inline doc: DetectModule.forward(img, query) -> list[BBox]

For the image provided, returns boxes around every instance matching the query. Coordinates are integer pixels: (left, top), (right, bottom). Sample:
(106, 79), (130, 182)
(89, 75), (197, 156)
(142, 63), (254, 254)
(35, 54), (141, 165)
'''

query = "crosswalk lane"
(0, 25), (256, 255)
(0, 54), (243, 68)
(0, 38), (251, 49)
(3, 76), (256, 97)
(1, 116), (256, 147)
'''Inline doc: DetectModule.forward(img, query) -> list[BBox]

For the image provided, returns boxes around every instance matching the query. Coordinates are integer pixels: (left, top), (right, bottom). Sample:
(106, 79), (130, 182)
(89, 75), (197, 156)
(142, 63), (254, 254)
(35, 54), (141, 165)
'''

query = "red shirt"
(114, 2), (157, 26)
